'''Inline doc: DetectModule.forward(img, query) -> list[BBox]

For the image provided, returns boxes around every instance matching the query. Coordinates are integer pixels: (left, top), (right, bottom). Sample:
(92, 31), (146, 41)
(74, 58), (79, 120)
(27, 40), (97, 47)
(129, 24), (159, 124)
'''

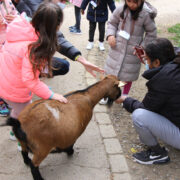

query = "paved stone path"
(0, 4), (131, 180)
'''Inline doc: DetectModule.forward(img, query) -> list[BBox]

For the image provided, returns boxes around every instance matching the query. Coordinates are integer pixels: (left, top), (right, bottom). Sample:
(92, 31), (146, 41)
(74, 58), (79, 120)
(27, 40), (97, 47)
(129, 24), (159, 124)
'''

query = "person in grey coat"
(100, 0), (157, 104)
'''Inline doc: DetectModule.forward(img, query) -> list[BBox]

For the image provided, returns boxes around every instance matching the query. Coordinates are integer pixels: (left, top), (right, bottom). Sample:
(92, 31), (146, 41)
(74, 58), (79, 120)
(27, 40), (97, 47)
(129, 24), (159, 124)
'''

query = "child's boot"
(86, 42), (94, 50)
(99, 42), (105, 51)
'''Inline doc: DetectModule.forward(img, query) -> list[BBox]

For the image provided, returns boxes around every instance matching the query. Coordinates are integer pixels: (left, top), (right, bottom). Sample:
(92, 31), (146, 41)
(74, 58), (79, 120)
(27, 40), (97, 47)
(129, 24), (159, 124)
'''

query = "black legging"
(89, 21), (105, 42)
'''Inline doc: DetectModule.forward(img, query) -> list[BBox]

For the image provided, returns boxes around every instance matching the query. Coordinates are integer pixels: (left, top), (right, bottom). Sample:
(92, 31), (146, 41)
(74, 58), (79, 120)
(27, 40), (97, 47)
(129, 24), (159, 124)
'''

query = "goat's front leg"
(29, 162), (44, 180)
(21, 151), (31, 165)
(64, 144), (74, 156)
(20, 142), (31, 165)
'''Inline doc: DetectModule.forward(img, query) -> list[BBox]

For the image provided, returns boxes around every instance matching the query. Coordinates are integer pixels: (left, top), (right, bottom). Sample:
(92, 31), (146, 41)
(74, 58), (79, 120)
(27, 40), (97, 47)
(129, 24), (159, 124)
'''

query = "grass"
(168, 24), (180, 46)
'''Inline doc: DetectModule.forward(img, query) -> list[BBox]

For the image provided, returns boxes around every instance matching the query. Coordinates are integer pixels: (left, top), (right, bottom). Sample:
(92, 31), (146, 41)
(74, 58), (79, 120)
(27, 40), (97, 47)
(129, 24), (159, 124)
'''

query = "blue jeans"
(132, 109), (180, 149)
(52, 57), (70, 76)
(74, 6), (81, 30)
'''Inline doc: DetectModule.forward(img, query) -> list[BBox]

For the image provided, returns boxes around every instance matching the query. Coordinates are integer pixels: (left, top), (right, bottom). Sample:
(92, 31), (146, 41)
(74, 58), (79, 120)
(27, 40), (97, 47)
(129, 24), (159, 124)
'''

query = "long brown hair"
(28, 2), (63, 77)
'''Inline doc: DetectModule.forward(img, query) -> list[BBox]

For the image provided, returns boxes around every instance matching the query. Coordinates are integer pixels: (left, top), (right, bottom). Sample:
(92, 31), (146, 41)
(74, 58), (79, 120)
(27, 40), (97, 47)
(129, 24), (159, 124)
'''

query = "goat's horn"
(118, 81), (126, 87)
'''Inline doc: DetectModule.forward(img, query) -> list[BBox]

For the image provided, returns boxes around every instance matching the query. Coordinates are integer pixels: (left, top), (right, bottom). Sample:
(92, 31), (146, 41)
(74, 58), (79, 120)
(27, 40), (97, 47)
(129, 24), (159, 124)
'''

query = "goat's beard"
(107, 98), (114, 108)
(107, 88), (122, 107)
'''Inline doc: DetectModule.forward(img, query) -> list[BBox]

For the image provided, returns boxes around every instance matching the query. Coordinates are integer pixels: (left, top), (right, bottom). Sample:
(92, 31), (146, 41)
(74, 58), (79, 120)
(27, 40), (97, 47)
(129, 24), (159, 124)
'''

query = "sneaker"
(133, 147), (170, 165)
(86, 42), (94, 50)
(17, 142), (22, 152)
(99, 98), (108, 105)
(99, 42), (105, 51)
(0, 102), (10, 117)
(69, 25), (76, 30)
(70, 27), (82, 35)
(10, 131), (17, 141)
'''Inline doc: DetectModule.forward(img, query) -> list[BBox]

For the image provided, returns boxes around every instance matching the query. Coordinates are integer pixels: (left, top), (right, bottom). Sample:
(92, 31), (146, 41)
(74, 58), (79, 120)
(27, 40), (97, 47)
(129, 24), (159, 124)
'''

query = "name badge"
(90, 1), (97, 8)
(118, 30), (130, 40)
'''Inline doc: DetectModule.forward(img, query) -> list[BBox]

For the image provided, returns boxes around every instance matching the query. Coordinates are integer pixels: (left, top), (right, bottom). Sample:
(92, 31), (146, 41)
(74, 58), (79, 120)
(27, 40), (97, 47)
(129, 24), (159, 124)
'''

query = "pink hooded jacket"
(0, 15), (53, 103)
(69, 0), (82, 8)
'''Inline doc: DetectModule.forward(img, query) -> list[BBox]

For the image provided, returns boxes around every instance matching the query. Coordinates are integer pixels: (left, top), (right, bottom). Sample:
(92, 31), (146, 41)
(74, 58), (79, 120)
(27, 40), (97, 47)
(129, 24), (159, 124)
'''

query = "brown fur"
(18, 75), (121, 169)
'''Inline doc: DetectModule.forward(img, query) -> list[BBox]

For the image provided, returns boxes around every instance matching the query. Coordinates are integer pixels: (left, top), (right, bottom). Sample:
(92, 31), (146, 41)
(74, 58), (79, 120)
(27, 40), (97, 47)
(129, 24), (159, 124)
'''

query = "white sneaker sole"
(18, 145), (22, 152)
(10, 135), (17, 141)
(133, 156), (169, 165)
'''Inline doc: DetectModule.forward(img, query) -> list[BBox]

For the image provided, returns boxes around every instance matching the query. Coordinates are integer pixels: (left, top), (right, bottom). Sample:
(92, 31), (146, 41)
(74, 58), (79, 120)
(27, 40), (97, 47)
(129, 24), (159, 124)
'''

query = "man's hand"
(77, 56), (104, 77)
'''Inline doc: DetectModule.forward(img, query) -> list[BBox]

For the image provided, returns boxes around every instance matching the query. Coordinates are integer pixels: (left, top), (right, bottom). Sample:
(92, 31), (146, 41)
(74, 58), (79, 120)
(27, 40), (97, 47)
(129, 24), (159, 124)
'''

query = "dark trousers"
(74, 6), (81, 30)
(52, 57), (70, 76)
(89, 21), (105, 42)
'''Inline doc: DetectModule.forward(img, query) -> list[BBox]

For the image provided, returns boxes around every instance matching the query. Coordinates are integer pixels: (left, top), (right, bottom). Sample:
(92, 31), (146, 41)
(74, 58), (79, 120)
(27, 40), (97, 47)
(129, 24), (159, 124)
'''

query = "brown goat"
(5, 75), (122, 180)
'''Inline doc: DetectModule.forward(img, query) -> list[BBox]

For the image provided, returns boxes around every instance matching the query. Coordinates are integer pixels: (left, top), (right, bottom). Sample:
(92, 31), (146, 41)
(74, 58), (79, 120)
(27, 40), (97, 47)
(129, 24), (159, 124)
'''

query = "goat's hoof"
(67, 149), (74, 156)
(50, 148), (62, 154)
(24, 159), (30, 166)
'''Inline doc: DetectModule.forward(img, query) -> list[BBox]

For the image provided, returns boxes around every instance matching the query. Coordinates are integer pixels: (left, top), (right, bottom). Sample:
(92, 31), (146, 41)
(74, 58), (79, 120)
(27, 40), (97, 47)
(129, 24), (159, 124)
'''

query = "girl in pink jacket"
(0, 2), (68, 143)
(0, 0), (18, 116)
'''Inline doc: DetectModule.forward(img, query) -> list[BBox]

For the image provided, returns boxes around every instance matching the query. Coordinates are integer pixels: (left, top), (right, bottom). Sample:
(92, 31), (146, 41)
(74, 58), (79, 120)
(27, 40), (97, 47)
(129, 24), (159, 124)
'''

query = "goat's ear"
(118, 81), (126, 87)
(114, 81), (119, 86)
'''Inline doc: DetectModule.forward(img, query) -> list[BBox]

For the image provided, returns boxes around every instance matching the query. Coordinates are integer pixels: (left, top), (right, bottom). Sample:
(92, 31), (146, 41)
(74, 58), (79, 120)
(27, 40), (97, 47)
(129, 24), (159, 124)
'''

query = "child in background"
(0, 2), (67, 149)
(100, 0), (157, 104)
(69, 0), (83, 34)
(0, 0), (19, 116)
(81, 0), (116, 51)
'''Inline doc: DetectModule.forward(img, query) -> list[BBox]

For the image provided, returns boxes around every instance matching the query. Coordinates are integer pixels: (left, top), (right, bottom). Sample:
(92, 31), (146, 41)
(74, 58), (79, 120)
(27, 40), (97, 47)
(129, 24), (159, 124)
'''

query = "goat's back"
(18, 95), (93, 149)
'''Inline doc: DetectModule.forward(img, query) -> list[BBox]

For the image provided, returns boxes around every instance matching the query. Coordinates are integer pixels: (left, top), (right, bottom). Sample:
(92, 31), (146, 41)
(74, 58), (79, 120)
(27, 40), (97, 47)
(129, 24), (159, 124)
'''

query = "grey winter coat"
(105, 2), (157, 82)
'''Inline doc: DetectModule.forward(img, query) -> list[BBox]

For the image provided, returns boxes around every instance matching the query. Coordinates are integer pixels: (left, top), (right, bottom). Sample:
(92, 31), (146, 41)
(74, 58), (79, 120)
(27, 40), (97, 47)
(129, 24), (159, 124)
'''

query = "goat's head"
(102, 75), (125, 107)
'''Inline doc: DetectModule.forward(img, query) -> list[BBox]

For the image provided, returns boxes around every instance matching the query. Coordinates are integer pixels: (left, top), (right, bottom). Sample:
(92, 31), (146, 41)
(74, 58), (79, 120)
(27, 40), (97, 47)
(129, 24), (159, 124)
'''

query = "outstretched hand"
(115, 95), (127, 104)
(52, 93), (68, 103)
(77, 56), (104, 77)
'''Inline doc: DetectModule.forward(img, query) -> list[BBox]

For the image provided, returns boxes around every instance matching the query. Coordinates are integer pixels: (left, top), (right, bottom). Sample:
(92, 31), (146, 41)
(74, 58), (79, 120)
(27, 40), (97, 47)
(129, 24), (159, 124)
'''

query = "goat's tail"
(0, 117), (27, 143)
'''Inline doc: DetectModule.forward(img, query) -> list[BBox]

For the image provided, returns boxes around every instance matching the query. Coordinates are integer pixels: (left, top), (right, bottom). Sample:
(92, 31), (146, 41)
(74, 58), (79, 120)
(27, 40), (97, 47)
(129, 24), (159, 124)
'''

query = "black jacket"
(123, 61), (180, 128)
(56, 32), (81, 61)
(81, 0), (115, 22)
(14, 0), (81, 61)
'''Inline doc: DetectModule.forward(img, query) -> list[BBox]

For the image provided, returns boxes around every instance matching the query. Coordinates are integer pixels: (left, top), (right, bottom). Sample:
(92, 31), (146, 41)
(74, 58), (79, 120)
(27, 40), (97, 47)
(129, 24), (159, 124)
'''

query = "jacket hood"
(6, 14), (38, 43)
(143, 62), (180, 93)
(143, 1), (157, 19)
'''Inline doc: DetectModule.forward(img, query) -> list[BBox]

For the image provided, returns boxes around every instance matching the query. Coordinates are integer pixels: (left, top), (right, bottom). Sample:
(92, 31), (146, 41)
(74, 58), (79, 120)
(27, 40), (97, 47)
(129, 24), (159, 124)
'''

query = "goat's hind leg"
(20, 141), (31, 166)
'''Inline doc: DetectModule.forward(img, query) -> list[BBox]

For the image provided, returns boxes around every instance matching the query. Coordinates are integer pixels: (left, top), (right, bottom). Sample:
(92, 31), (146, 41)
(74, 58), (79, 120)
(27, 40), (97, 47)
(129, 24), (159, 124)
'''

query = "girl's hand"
(52, 93), (68, 103)
(115, 95), (127, 104)
(5, 14), (16, 24)
(76, 56), (104, 77)
(0, 16), (4, 25)
(108, 35), (116, 48)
